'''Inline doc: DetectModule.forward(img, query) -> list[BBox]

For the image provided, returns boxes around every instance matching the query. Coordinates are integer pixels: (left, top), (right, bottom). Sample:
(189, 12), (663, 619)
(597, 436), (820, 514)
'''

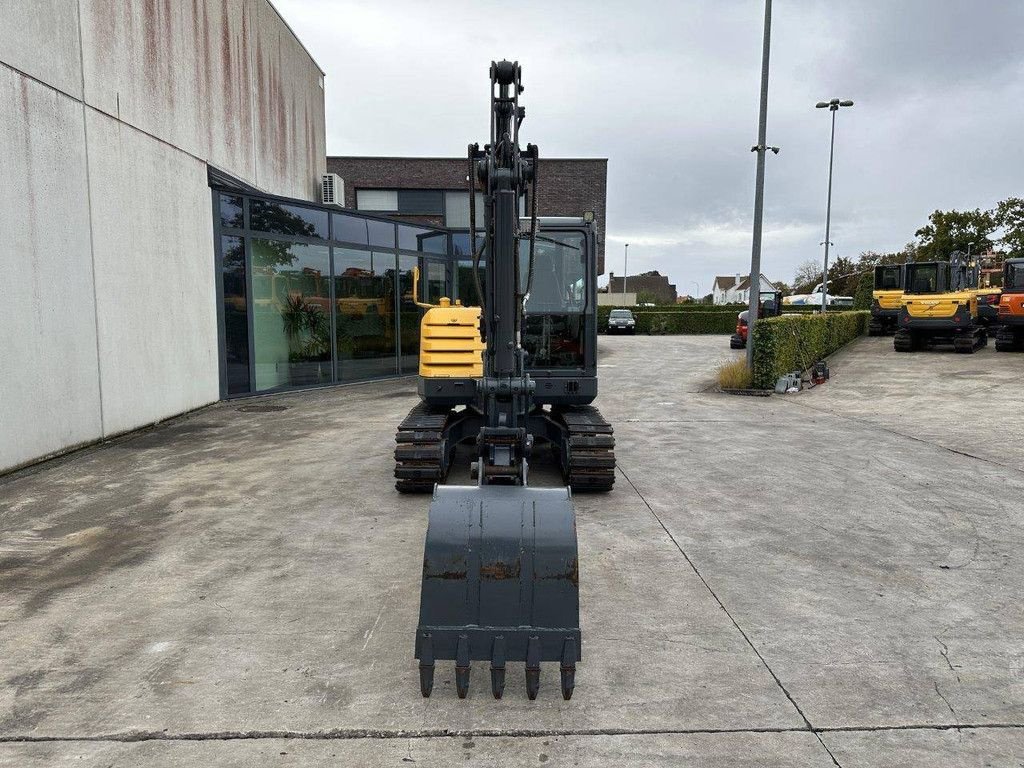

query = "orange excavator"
(996, 258), (1024, 352)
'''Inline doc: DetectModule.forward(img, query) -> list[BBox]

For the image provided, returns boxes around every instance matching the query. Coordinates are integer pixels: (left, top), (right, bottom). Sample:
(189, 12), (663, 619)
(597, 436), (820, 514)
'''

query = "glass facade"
(220, 235), (249, 394)
(212, 188), (457, 397)
(251, 239), (332, 391)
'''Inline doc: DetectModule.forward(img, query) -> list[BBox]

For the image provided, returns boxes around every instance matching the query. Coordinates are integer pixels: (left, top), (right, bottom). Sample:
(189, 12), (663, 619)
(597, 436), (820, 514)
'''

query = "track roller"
(893, 329), (915, 352)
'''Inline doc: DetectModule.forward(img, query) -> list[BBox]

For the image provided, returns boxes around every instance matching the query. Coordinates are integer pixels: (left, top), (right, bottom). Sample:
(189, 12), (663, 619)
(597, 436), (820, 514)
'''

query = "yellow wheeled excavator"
(394, 61), (615, 701)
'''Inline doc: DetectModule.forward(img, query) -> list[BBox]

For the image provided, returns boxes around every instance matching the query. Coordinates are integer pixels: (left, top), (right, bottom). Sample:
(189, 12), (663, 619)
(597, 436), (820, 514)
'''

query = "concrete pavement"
(1, 334), (1022, 766)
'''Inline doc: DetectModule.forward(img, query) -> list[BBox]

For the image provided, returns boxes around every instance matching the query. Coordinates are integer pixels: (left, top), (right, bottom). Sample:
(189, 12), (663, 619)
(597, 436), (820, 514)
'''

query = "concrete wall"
(0, 0), (326, 472)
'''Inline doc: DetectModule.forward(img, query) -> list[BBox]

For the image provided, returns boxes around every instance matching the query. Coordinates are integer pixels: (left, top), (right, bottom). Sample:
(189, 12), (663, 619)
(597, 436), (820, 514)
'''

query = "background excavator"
(996, 257), (1024, 351)
(868, 263), (906, 336)
(396, 61), (615, 701)
(895, 251), (988, 353)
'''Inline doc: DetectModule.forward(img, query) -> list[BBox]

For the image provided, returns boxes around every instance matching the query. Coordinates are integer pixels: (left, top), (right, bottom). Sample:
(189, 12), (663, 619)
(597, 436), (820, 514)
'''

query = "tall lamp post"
(815, 97), (853, 312)
(746, 0), (777, 369)
(623, 243), (629, 299)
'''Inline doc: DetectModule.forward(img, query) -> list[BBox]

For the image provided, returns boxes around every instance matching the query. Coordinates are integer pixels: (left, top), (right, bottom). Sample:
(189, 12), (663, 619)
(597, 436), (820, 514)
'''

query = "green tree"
(853, 271), (874, 309)
(995, 197), (1024, 257)
(914, 208), (996, 260)
(826, 256), (861, 297)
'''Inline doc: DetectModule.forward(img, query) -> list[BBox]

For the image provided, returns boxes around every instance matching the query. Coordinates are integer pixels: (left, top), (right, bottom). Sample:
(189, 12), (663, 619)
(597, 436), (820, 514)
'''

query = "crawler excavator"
(996, 257), (1024, 351)
(395, 61), (615, 701)
(894, 251), (987, 353)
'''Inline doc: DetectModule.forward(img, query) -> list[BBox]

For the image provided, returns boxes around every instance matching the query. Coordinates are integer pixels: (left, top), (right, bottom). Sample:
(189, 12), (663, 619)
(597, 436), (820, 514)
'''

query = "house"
(713, 273), (778, 305)
(606, 271), (678, 304)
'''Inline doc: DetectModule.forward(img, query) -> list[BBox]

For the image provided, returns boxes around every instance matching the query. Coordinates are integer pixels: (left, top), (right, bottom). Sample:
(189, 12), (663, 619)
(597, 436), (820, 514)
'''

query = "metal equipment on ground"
(996, 258), (1024, 352)
(894, 252), (988, 354)
(398, 61), (615, 701)
(868, 263), (906, 336)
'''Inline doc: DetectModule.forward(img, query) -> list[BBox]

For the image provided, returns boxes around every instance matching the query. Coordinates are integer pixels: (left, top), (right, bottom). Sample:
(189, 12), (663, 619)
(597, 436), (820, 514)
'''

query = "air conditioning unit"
(321, 173), (345, 207)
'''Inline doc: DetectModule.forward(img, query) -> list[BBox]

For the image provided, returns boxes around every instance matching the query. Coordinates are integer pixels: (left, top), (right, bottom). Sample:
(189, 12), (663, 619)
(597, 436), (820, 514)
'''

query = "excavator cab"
(868, 263), (906, 336)
(397, 61), (611, 702)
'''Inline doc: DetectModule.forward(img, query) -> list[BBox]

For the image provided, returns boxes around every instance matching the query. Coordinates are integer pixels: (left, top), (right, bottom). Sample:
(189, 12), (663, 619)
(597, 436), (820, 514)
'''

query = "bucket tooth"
(560, 636), (576, 701)
(419, 633), (434, 698)
(490, 636), (507, 700)
(526, 635), (541, 700)
(455, 634), (471, 699)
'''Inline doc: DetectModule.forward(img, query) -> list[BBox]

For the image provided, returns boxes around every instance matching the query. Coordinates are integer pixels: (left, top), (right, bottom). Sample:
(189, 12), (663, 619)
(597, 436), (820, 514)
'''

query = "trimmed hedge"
(599, 303), (819, 325)
(603, 311), (738, 335)
(751, 311), (869, 389)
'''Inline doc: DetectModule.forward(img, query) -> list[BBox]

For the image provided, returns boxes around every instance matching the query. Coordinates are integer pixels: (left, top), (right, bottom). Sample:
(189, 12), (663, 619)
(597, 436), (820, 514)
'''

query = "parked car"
(607, 309), (636, 334)
(730, 291), (782, 349)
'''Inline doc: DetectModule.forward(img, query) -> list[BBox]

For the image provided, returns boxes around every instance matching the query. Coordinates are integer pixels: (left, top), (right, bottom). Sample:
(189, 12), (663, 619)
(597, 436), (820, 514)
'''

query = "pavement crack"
(935, 638), (961, 683)
(814, 732), (843, 767)
(781, 399), (1023, 476)
(4, 723), (1024, 744)
(933, 681), (962, 742)
(616, 464), (815, 733)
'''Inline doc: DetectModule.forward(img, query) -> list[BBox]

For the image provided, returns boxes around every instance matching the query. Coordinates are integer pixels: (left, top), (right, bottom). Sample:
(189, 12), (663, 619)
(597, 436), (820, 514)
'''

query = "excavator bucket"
(415, 485), (581, 700)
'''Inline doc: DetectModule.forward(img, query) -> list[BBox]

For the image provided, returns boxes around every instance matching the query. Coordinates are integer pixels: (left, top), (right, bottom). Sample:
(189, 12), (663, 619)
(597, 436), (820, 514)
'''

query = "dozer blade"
(415, 485), (581, 700)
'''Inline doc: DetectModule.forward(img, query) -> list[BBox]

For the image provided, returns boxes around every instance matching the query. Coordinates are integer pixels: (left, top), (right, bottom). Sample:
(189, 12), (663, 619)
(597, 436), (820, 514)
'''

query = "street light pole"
(746, 0), (775, 370)
(815, 98), (853, 313)
(623, 243), (629, 300)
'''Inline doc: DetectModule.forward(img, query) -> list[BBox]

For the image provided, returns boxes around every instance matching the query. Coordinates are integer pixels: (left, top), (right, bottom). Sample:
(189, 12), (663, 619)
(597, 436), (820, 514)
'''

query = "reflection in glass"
(332, 212), (369, 245)
(220, 195), (243, 229)
(334, 249), (397, 379)
(455, 259), (485, 305)
(518, 232), (586, 312)
(451, 232), (474, 257)
(425, 261), (446, 304)
(518, 231), (587, 369)
(251, 239), (332, 391)
(399, 225), (447, 254)
(367, 219), (395, 248)
(1007, 262), (1024, 291)
(221, 236), (249, 394)
(398, 255), (422, 373)
(251, 200), (329, 240)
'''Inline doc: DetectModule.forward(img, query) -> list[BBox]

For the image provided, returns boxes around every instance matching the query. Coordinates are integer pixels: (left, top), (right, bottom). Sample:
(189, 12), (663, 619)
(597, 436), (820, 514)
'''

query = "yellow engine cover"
(419, 298), (483, 378)
(902, 290), (977, 319)
(873, 289), (903, 311)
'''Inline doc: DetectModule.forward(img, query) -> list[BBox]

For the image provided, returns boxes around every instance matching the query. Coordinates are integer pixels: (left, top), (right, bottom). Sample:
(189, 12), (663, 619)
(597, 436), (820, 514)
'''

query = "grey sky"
(276, 0), (1024, 295)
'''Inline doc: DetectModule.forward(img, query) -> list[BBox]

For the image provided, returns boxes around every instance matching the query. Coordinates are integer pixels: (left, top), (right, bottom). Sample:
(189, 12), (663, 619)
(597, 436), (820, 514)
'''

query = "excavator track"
(394, 403), (453, 493)
(555, 406), (616, 492)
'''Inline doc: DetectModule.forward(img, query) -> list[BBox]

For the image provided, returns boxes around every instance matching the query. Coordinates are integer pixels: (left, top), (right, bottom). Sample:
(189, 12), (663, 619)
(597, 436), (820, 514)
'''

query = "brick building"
(606, 271), (678, 305)
(326, 156), (608, 273)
